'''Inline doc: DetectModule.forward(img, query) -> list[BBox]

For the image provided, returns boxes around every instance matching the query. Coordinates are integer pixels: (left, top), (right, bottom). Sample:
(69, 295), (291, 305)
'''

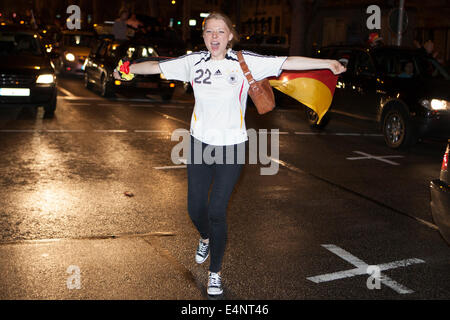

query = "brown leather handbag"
(237, 51), (276, 114)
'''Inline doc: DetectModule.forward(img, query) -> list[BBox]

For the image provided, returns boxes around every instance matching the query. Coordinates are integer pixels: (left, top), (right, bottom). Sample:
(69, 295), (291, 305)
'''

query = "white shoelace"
(209, 272), (221, 288)
(198, 241), (208, 257)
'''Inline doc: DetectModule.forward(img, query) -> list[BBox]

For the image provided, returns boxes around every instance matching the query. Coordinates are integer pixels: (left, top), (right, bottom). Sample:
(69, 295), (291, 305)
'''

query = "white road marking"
(154, 165), (187, 170)
(133, 130), (169, 133)
(93, 130), (128, 133)
(60, 96), (103, 101)
(258, 131), (289, 134)
(294, 132), (326, 135)
(154, 158), (187, 170)
(330, 109), (373, 121)
(333, 133), (363, 136)
(58, 87), (77, 97)
(346, 151), (404, 165)
(66, 103), (90, 106)
(294, 132), (382, 136)
(306, 244), (425, 294)
(44, 130), (86, 133)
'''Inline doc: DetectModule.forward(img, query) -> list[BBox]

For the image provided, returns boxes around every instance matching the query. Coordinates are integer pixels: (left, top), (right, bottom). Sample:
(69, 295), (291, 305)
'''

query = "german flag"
(269, 70), (338, 123)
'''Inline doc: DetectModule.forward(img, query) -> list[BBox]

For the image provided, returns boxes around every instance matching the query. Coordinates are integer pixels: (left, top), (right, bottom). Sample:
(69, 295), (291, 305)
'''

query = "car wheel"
(100, 74), (114, 97)
(84, 72), (92, 89)
(44, 95), (57, 118)
(305, 107), (329, 129)
(382, 106), (416, 149)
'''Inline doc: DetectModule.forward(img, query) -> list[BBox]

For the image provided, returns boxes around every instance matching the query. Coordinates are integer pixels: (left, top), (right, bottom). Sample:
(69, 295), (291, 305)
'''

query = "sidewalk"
(0, 234), (204, 300)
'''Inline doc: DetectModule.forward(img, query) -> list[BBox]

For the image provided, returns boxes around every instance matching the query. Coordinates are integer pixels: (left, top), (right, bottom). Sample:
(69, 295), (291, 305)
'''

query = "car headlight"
(431, 99), (448, 110)
(36, 74), (55, 84)
(186, 50), (193, 54)
(160, 73), (166, 80)
(65, 52), (75, 62)
(421, 99), (449, 110)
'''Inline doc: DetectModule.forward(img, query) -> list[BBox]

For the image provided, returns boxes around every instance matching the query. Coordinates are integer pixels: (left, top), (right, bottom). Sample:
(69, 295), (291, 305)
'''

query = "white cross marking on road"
(306, 244), (425, 294)
(346, 151), (404, 165)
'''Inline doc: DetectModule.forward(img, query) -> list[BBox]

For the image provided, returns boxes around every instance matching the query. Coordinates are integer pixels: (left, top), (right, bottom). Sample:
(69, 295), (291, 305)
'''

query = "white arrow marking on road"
(346, 151), (404, 165)
(306, 244), (425, 294)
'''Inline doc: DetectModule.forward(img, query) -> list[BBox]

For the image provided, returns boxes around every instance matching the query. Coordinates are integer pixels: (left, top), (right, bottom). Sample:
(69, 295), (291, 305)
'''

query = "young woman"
(114, 12), (346, 297)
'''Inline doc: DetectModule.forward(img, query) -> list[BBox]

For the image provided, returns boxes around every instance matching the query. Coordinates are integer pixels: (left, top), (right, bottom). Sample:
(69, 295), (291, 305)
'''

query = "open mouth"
(211, 42), (220, 50)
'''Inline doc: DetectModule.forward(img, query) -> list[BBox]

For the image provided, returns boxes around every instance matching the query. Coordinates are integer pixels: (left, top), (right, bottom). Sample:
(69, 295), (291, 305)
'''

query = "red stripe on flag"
(270, 70), (338, 95)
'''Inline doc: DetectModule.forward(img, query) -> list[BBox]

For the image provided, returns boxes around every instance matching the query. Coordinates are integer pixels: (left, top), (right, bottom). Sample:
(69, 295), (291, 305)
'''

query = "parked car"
(312, 45), (450, 148)
(83, 38), (176, 100)
(430, 140), (450, 245)
(53, 30), (95, 76)
(0, 25), (57, 117)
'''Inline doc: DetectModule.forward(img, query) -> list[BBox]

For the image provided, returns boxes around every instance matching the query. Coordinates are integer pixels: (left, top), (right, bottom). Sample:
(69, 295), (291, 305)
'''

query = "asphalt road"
(0, 76), (449, 300)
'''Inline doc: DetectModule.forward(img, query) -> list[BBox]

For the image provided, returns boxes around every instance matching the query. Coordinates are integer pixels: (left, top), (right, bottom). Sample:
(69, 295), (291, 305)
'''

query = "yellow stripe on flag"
(269, 77), (333, 124)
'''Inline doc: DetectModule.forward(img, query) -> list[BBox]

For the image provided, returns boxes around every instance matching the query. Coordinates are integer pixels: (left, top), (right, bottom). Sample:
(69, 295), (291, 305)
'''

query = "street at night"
(0, 76), (448, 300)
(0, 0), (450, 316)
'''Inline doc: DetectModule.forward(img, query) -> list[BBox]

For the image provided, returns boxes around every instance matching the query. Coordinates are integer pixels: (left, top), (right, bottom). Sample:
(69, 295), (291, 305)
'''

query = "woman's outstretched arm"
(282, 56), (346, 75)
(114, 60), (161, 79)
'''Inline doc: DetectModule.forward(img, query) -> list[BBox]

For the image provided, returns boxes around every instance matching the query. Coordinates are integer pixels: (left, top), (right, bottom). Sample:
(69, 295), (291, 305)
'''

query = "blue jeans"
(187, 136), (244, 273)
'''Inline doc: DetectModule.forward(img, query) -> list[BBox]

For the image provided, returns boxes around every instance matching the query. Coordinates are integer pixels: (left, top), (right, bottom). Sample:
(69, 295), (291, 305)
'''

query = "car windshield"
(63, 34), (94, 47)
(0, 32), (42, 56)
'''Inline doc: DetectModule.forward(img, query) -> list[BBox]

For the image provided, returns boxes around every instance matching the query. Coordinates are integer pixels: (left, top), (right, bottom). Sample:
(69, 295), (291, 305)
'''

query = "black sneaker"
(195, 239), (209, 264)
(207, 272), (223, 296)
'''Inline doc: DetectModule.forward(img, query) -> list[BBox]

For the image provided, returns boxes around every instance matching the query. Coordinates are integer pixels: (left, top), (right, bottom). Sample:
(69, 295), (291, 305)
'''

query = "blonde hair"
(202, 12), (239, 48)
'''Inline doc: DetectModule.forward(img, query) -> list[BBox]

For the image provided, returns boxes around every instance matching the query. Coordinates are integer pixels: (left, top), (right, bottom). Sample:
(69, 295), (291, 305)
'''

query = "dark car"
(83, 38), (176, 100)
(0, 25), (57, 117)
(312, 45), (450, 148)
(430, 140), (450, 245)
(53, 30), (95, 76)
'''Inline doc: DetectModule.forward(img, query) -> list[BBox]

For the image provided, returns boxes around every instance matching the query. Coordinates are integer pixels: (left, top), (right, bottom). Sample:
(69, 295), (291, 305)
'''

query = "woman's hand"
(113, 70), (121, 80)
(328, 59), (347, 75)
(115, 59), (135, 81)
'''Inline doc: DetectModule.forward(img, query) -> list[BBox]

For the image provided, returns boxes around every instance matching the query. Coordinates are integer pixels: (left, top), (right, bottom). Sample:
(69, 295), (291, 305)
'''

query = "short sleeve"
(158, 54), (194, 82)
(242, 51), (288, 81)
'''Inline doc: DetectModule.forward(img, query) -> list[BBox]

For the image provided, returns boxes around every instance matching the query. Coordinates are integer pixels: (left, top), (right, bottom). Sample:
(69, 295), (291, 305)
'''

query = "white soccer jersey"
(158, 48), (287, 146)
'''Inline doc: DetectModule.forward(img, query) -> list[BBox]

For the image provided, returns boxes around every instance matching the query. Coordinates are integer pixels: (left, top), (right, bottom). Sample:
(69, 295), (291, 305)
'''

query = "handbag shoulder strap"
(237, 51), (256, 85)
